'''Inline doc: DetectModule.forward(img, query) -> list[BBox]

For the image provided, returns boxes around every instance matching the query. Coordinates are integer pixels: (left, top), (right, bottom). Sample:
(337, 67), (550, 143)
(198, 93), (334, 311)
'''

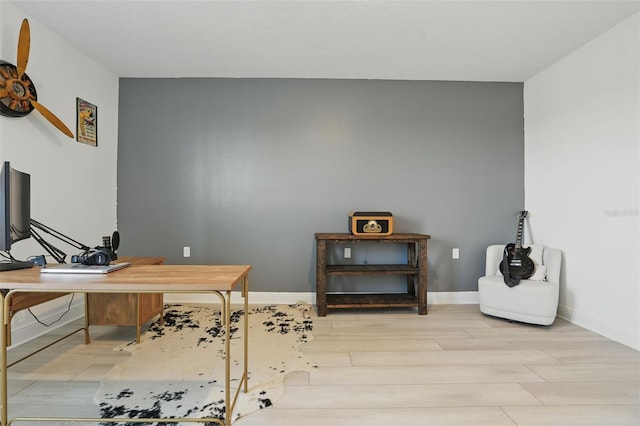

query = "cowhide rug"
(95, 303), (315, 425)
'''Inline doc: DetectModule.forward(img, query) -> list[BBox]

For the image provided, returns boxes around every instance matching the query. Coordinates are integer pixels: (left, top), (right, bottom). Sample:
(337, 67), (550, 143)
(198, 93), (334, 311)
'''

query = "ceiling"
(8, 0), (640, 82)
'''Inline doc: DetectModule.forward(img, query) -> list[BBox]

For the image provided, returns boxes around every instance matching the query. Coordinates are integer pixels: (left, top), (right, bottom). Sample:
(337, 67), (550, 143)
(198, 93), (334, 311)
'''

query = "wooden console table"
(86, 256), (166, 343)
(315, 233), (430, 316)
(0, 263), (251, 426)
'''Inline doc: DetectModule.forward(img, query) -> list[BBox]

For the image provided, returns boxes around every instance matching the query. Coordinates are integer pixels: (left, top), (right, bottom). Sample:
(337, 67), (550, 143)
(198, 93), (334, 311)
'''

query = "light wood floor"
(5, 304), (640, 425)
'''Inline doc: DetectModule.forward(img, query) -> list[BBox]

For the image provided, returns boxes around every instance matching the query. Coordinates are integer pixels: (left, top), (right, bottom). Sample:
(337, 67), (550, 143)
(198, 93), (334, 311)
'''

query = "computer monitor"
(0, 161), (31, 252)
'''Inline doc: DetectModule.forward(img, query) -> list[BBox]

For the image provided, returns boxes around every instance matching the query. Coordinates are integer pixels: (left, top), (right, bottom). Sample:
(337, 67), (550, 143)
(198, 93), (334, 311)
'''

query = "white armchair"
(478, 244), (562, 326)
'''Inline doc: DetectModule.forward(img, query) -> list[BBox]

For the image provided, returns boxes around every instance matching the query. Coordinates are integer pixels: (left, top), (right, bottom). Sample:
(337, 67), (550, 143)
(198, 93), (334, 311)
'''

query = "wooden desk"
(0, 264), (251, 426)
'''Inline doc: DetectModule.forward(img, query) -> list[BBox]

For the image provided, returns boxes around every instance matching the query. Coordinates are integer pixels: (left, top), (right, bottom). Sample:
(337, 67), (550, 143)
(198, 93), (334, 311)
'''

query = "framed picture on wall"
(76, 98), (97, 146)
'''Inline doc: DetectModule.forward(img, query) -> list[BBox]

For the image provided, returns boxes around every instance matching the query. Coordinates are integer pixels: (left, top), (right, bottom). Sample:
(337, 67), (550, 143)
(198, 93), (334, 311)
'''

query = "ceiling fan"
(0, 19), (74, 138)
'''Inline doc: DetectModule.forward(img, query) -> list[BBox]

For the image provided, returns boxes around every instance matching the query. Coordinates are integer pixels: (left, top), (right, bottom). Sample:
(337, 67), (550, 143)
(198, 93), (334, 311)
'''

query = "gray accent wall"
(117, 79), (523, 294)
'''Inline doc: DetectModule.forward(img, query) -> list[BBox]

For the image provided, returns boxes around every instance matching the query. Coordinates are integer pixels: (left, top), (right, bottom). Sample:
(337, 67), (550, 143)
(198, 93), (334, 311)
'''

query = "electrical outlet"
(183, 246), (191, 257)
(452, 248), (460, 259)
(344, 247), (351, 259)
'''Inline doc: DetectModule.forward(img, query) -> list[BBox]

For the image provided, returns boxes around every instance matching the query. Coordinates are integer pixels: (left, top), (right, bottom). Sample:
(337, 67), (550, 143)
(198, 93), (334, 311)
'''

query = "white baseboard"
(9, 300), (85, 348)
(164, 291), (314, 305)
(163, 291), (480, 305)
(558, 304), (639, 351)
(427, 291), (479, 304)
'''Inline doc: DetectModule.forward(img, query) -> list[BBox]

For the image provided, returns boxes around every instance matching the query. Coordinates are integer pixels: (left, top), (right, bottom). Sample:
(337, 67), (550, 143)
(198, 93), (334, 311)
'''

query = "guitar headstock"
(517, 210), (529, 220)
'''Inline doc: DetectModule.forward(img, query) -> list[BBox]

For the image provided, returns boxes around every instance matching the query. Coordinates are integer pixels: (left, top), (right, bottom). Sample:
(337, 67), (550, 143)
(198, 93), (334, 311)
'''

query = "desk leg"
(84, 294), (91, 344)
(224, 290), (232, 426)
(1, 292), (9, 426)
(222, 275), (250, 426)
(243, 275), (249, 393)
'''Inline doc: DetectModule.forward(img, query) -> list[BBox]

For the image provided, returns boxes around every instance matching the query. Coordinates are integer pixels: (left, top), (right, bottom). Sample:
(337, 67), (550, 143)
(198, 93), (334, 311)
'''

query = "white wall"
(524, 14), (639, 350)
(0, 2), (119, 344)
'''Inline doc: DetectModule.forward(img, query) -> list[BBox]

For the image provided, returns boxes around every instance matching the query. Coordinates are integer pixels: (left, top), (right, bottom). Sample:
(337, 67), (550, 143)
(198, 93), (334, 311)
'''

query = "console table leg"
(407, 242), (417, 296)
(316, 239), (327, 317)
(418, 239), (428, 315)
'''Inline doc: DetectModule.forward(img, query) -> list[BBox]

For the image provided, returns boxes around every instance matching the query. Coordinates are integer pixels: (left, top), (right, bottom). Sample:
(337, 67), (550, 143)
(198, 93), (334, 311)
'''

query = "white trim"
(164, 292), (315, 305)
(163, 291), (480, 306)
(558, 304), (640, 351)
(8, 301), (85, 348)
(427, 291), (479, 305)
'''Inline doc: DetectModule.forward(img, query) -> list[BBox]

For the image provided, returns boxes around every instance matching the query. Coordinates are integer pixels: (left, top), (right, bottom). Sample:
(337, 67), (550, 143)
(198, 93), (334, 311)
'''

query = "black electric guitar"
(499, 211), (535, 287)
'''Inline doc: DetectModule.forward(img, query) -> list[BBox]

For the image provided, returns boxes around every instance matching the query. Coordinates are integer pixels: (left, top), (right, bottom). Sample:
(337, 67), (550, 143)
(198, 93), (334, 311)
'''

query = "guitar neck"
(514, 210), (528, 249)
(515, 219), (524, 249)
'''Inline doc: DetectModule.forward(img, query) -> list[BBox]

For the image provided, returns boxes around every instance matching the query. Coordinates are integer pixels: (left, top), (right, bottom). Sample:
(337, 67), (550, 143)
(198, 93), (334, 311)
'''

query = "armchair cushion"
(528, 265), (547, 281)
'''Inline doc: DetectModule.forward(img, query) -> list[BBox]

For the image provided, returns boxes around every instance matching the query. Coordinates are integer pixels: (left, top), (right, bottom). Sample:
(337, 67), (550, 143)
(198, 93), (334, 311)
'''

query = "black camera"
(71, 232), (120, 266)
(71, 249), (113, 266)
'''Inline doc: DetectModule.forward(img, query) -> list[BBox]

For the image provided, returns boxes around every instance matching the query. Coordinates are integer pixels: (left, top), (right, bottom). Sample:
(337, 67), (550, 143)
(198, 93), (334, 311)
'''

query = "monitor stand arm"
(29, 219), (90, 264)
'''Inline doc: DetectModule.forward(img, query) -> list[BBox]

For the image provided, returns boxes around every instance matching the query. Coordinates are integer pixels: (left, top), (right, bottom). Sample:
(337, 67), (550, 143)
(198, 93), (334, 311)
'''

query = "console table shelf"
(326, 293), (420, 309)
(326, 264), (420, 275)
(315, 233), (430, 316)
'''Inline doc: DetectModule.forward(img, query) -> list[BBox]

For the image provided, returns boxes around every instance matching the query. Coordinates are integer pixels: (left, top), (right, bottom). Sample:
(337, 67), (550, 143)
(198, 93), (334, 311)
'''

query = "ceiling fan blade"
(16, 19), (31, 77)
(30, 99), (74, 138)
